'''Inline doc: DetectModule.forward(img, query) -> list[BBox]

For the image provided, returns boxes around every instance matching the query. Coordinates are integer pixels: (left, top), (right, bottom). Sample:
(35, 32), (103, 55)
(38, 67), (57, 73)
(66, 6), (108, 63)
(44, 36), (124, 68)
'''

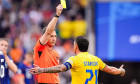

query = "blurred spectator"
(58, 15), (73, 39)
(10, 39), (23, 65)
(72, 13), (87, 37)
(68, 2), (80, 18)
(2, 0), (12, 10)
(9, 6), (17, 25)
(19, 23), (40, 52)
(76, 0), (89, 7)
(0, 9), (10, 37)
(9, 24), (17, 40)
(41, 0), (53, 20)
(29, 4), (43, 25)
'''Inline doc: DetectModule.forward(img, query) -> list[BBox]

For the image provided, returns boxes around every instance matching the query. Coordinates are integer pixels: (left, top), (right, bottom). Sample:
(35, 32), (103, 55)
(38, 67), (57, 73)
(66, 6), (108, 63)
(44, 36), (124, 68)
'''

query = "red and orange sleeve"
(34, 39), (45, 51)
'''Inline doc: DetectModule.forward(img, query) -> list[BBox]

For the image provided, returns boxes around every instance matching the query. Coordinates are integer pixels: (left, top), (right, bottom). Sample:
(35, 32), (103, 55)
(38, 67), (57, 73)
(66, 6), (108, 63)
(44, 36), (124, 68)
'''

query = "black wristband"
(55, 15), (59, 18)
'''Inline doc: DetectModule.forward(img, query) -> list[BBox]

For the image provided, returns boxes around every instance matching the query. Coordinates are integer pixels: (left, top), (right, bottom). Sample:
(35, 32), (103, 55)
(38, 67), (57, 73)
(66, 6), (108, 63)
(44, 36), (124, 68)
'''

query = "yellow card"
(60, 0), (66, 9)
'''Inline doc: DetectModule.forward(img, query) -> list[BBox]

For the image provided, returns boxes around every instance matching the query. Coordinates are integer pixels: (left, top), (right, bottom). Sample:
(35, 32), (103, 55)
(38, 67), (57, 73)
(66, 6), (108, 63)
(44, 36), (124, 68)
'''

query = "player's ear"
(76, 44), (78, 50)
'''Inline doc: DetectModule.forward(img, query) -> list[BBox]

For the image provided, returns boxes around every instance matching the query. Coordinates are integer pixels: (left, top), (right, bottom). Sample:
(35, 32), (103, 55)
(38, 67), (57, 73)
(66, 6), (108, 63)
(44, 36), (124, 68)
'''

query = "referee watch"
(55, 15), (59, 18)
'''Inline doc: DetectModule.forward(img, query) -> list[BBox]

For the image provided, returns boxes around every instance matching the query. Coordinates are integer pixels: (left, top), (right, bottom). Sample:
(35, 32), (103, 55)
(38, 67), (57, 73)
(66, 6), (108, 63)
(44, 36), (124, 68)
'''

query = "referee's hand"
(29, 64), (42, 75)
(56, 4), (63, 16)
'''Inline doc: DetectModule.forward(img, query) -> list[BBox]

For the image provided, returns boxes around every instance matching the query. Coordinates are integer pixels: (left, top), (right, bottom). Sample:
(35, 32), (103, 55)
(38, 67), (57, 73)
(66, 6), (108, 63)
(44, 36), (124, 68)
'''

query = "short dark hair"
(75, 36), (89, 52)
(42, 27), (56, 35)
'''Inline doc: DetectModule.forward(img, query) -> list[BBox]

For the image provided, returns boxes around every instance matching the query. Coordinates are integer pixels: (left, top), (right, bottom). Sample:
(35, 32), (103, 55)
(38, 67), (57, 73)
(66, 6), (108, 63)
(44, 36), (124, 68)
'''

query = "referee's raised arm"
(40, 4), (63, 45)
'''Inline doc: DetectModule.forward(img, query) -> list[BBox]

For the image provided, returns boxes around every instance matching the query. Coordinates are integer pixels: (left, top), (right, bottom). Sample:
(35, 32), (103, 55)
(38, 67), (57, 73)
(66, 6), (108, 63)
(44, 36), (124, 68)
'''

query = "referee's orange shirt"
(33, 39), (60, 83)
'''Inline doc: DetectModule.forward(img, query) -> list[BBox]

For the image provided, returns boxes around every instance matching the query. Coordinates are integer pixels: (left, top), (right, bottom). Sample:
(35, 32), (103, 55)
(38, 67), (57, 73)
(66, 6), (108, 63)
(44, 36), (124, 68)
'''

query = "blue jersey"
(0, 51), (10, 84)
(18, 61), (35, 84)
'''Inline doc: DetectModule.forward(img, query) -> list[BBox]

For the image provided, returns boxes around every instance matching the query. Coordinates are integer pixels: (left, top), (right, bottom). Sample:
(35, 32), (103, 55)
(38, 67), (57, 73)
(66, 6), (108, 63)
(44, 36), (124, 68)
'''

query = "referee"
(33, 4), (63, 84)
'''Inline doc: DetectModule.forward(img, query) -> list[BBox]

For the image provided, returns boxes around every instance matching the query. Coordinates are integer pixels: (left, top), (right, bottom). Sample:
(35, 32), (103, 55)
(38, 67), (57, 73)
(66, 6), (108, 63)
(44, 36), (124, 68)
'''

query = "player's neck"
(76, 50), (81, 55)
(76, 49), (86, 55)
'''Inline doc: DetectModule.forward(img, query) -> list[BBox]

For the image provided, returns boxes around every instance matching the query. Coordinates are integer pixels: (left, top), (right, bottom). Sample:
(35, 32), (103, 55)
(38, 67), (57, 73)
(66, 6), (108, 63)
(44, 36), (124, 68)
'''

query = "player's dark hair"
(75, 36), (89, 52)
(26, 52), (33, 56)
(42, 27), (56, 35)
(0, 38), (8, 42)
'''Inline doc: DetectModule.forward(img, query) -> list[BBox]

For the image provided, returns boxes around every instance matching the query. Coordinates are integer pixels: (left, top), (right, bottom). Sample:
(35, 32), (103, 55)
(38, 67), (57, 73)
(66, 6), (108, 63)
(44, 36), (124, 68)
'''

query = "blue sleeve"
(63, 62), (72, 71)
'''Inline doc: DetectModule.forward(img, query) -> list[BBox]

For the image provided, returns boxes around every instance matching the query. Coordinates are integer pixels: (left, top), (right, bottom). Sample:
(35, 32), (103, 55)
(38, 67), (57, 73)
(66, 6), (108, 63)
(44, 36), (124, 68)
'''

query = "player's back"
(0, 51), (10, 84)
(68, 52), (106, 84)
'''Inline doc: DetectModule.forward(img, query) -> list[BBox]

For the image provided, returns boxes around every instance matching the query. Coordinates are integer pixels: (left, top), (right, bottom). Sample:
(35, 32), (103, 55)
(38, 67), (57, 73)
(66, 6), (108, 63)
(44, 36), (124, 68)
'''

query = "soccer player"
(30, 36), (125, 84)
(0, 38), (17, 84)
(16, 52), (35, 84)
(33, 4), (63, 83)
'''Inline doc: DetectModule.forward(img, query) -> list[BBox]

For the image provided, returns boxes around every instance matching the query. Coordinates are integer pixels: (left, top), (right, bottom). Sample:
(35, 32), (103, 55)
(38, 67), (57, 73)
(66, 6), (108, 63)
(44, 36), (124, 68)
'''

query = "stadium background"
(0, 0), (140, 84)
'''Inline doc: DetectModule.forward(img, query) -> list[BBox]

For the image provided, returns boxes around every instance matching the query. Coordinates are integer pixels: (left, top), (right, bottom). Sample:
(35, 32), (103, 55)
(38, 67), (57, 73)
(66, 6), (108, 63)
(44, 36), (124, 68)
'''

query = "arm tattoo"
(44, 68), (45, 72)
(38, 68), (42, 73)
(43, 65), (67, 73)
(44, 66), (62, 73)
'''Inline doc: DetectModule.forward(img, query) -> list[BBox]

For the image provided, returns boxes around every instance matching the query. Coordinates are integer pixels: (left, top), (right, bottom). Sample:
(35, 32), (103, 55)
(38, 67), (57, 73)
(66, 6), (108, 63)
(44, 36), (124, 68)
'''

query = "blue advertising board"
(95, 2), (140, 61)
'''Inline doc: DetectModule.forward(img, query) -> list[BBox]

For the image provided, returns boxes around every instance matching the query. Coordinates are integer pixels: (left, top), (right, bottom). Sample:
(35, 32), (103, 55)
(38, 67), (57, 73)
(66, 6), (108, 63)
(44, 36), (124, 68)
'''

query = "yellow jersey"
(66, 52), (106, 84)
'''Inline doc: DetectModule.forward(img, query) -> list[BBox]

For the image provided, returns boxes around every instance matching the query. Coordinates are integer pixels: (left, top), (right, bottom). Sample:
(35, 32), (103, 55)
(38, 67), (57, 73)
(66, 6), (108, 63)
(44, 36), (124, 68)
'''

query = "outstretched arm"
(29, 64), (67, 75)
(43, 64), (67, 73)
(102, 65), (125, 76)
(40, 4), (63, 45)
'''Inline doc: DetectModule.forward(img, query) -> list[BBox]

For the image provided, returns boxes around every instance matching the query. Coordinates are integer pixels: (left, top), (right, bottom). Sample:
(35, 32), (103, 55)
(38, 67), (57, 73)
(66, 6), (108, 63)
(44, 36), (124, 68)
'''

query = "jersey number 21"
(85, 69), (98, 84)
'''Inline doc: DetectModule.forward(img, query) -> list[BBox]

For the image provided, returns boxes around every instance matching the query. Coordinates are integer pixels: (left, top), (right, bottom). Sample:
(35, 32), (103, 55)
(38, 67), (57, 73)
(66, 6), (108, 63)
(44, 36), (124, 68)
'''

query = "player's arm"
(29, 57), (74, 74)
(40, 4), (63, 45)
(102, 65), (125, 76)
(2, 50), (17, 73)
(42, 64), (67, 73)
(29, 63), (70, 74)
